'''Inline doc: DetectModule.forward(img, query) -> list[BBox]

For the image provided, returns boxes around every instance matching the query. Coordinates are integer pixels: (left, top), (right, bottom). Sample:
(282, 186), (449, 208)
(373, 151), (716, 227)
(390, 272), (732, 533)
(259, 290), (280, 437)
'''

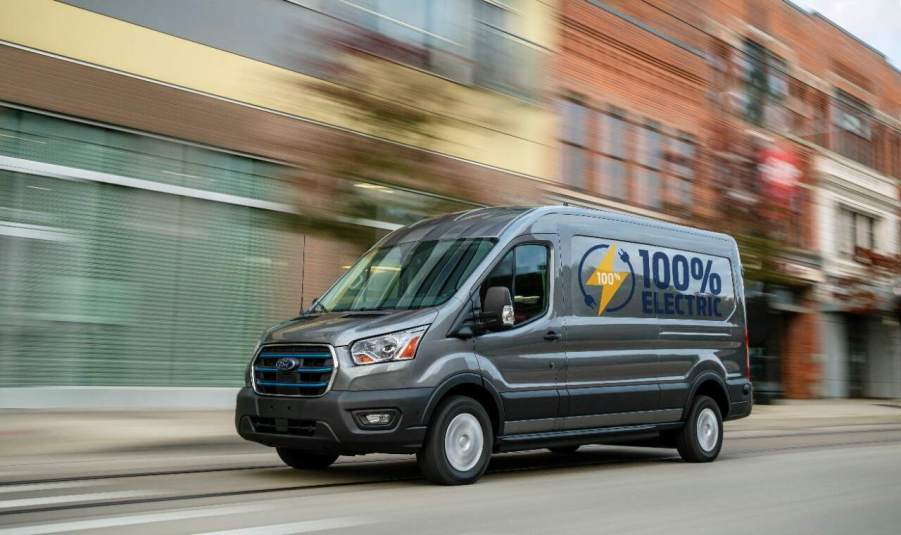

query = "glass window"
(473, 1), (509, 91)
(562, 100), (587, 145)
(562, 144), (587, 189)
(667, 134), (695, 207)
(741, 40), (767, 125)
(635, 167), (661, 208)
(598, 157), (626, 200)
(597, 110), (629, 199)
(513, 244), (549, 323)
(833, 90), (874, 168)
(837, 207), (853, 255)
(838, 207), (878, 256)
(482, 247), (514, 302)
(768, 55), (788, 100)
(600, 112), (627, 159)
(324, 0), (471, 81)
(668, 177), (692, 207)
(481, 243), (549, 325)
(638, 123), (661, 169)
(670, 136), (695, 178)
(561, 99), (589, 189)
(317, 238), (495, 312)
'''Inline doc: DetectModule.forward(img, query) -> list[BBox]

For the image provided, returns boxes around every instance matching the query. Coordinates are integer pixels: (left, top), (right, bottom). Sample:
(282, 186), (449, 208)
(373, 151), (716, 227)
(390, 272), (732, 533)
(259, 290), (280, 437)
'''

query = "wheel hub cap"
(696, 407), (719, 452)
(444, 413), (484, 472)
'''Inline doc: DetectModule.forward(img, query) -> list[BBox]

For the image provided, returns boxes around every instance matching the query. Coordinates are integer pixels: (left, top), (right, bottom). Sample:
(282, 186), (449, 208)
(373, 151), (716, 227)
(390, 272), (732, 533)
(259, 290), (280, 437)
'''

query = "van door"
(655, 248), (740, 411)
(560, 232), (663, 430)
(474, 236), (564, 435)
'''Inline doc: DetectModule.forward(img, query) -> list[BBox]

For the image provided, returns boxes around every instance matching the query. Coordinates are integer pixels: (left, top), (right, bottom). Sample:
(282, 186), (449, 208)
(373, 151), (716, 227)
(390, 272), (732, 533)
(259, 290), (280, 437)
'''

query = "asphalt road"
(2, 421), (901, 535)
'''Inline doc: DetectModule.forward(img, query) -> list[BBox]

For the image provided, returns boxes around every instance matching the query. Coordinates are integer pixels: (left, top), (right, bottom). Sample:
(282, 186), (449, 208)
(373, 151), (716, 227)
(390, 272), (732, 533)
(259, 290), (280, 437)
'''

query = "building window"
(891, 133), (901, 178)
(667, 134), (695, 207)
(838, 207), (877, 256)
(597, 109), (628, 200)
(635, 167), (661, 209)
(560, 99), (590, 190)
(560, 103), (693, 210)
(473, 1), (538, 99)
(296, 0), (538, 98)
(333, 1), (466, 68)
(634, 122), (662, 208)
(833, 90), (874, 168)
(737, 39), (787, 129)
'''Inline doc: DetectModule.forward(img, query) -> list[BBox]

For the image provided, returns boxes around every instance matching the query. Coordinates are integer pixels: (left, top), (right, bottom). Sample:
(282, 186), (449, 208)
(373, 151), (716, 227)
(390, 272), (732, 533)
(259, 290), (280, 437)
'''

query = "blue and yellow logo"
(578, 243), (635, 315)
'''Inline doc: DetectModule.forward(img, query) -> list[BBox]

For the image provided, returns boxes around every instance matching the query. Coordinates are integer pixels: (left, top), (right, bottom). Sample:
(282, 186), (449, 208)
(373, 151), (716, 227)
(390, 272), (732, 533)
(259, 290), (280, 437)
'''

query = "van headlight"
(351, 326), (428, 365)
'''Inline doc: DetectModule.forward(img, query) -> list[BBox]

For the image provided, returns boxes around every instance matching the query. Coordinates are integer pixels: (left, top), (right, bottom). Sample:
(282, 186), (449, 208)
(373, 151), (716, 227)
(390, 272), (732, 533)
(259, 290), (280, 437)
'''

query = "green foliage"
(286, 32), (471, 247)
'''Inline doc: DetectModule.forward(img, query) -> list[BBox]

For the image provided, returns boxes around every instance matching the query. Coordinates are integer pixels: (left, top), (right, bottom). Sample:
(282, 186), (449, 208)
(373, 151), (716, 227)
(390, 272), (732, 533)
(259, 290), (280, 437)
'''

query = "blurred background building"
(0, 0), (898, 406)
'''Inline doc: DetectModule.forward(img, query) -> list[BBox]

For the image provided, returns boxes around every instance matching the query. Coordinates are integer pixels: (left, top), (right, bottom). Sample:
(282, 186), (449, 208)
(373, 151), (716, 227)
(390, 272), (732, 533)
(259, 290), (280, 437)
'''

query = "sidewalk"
(2, 400), (901, 459)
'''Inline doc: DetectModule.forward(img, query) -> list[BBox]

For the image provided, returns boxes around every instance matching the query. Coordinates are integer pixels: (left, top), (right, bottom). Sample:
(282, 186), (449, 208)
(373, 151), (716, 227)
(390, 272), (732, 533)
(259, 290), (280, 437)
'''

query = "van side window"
(481, 244), (549, 325)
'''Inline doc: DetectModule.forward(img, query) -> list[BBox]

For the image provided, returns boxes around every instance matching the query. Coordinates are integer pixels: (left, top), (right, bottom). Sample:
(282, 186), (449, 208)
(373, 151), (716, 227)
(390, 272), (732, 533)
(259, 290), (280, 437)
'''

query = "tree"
(285, 27), (475, 246)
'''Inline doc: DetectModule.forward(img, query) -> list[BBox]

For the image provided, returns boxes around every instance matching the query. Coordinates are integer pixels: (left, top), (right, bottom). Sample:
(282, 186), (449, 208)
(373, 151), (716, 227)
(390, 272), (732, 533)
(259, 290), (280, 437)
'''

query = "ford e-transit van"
(236, 206), (752, 484)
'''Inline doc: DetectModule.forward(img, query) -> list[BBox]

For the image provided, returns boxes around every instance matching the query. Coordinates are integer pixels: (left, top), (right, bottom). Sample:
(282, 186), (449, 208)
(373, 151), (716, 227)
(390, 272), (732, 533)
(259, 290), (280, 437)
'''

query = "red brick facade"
(555, 0), (899, 398)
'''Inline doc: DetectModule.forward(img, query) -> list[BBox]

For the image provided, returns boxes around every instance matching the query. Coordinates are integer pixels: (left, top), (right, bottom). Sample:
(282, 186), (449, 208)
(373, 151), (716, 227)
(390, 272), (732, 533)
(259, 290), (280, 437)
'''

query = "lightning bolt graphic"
(585, 244), (630, 315)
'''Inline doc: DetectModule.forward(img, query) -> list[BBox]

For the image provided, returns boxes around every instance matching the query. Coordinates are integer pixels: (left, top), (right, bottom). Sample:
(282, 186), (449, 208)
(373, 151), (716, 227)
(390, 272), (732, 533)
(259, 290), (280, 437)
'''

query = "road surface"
(2, 418), (901, 534)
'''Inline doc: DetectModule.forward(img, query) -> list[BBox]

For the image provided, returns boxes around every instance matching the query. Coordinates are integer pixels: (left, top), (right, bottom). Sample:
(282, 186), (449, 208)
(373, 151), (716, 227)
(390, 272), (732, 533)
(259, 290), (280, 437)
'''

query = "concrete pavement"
(0, 415), (900, 534)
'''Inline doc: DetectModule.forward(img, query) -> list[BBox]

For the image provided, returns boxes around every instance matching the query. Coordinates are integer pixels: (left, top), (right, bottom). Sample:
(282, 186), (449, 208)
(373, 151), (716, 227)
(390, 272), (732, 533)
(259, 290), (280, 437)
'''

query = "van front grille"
(252, 344), (334, 397)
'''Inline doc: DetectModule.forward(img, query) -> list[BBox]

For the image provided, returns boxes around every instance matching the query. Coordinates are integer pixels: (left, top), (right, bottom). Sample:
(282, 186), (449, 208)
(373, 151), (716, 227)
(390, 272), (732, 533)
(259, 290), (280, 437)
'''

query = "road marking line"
(0, 504), (271, 534)
(0, 481), (100, 494)
(0, 490), (159, 510)
(196, 517), (373, 535)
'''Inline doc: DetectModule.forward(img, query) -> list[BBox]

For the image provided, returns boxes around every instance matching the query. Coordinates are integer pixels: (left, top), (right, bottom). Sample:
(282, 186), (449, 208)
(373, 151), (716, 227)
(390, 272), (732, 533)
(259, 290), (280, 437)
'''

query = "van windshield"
(313, 238), (496, 313)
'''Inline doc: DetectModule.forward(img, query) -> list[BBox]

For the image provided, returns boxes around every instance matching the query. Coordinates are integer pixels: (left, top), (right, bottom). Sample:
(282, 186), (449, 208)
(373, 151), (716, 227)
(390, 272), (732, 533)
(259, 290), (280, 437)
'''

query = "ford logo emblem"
(275, 358), (299, 371)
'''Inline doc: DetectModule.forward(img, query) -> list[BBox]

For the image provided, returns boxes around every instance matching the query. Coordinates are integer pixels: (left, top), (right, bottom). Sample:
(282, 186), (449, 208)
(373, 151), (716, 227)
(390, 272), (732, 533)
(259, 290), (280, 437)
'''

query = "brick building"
(553, 0), (900, 398)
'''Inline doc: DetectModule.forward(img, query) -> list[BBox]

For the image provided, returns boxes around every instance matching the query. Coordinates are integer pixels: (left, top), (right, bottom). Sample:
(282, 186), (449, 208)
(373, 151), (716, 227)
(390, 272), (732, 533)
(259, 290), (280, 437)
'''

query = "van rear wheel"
(276, 447), (339, 470)
(417, 395), (493, 485)
(675, 395), (723, 462)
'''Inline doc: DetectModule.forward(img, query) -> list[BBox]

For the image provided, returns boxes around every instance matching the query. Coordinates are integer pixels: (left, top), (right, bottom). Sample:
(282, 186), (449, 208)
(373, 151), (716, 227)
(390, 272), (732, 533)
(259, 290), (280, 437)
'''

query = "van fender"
(683, 371), (730, 419)
(421, 372), (505, 428)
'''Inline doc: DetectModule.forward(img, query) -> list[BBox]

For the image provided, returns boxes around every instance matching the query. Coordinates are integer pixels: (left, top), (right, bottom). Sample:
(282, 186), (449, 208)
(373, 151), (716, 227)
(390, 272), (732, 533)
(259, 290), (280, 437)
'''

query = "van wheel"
(548, 445), (580, 454)
(276, 447), (339, 470)
(417, 396), (493, 485)
(675, 395), (723, 462)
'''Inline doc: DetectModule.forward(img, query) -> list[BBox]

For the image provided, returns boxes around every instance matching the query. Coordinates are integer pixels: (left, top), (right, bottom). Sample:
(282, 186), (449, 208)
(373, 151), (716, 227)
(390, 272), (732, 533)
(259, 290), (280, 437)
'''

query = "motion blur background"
(0, 0), (899, 408)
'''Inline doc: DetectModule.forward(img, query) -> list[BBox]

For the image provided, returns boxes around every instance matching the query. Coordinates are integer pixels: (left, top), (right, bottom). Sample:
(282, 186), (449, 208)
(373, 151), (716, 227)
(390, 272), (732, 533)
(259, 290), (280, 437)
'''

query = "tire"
(548, 445), (580, 454)
(675, 395), (723, 462)
(417, 395), (493, 485)
(276, 447), (339, 470)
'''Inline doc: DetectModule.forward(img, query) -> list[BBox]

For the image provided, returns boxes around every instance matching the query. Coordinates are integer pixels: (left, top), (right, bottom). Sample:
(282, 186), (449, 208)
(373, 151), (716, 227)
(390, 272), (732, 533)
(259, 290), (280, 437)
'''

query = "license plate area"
(257, 397), (311, 420)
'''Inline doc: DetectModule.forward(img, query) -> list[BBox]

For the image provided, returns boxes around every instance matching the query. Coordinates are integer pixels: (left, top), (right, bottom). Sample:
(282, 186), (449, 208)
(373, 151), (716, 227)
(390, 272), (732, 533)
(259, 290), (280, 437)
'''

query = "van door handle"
(544, 330), (561, 341)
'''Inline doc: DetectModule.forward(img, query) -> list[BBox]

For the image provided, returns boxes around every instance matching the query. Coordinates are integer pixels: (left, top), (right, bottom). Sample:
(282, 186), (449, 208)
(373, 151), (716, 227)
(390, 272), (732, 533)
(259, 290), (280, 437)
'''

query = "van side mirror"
(482, 286), (515, 331)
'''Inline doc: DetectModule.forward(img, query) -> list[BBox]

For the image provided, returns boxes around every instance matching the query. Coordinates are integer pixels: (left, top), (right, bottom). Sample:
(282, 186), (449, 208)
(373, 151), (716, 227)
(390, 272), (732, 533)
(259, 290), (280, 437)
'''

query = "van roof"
(384, 206), (734, 245)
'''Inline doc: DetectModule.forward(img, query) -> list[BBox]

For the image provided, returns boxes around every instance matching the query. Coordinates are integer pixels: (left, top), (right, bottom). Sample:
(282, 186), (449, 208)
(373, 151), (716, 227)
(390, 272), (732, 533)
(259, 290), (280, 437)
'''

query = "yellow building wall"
(0, 0), (556, 180)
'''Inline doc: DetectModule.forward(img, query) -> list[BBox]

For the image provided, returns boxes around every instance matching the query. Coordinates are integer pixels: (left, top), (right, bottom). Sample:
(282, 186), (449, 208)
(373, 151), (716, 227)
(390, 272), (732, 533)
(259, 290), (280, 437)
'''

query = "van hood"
(261, 307), (441, 347)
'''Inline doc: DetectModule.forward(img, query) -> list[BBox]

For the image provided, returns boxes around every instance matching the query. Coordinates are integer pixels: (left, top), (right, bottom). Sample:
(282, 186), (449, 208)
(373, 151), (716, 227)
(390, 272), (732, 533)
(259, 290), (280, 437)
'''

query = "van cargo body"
(236, 206), (752, 484)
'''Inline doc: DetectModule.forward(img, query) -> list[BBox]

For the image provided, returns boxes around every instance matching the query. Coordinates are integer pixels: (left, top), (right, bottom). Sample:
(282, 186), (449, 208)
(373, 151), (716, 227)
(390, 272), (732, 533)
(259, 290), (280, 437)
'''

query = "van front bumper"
(235, 387), (430, 455)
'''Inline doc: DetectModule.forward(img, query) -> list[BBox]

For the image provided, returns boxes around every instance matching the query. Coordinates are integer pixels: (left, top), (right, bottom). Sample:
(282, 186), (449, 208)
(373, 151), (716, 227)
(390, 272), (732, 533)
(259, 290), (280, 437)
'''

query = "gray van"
(236, 206), (752, 484)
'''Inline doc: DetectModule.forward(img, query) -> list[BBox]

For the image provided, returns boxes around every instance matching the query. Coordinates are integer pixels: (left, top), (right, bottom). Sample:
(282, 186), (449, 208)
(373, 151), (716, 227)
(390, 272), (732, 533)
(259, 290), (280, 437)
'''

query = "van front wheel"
(675, 395), (723, 462)
(417, 396), (493, 485)
(276, 447), (339, 470)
